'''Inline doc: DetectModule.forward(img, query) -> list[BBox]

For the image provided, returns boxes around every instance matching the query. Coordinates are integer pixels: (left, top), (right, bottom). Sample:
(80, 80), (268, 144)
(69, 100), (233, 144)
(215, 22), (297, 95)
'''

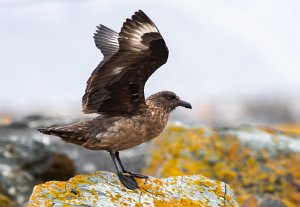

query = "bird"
(38, 10), (192, 190)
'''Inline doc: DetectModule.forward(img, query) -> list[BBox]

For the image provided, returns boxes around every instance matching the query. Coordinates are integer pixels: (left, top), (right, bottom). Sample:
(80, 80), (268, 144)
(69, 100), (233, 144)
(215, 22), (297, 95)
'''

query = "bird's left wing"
(82, 10), (169, 116)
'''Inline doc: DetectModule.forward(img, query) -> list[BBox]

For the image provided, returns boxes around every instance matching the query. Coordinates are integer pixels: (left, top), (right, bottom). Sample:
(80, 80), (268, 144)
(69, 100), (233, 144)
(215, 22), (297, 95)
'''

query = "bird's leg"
(115, 151), (126, 172)
(115, 151), (149, 179)
(109, 152), (139, 190)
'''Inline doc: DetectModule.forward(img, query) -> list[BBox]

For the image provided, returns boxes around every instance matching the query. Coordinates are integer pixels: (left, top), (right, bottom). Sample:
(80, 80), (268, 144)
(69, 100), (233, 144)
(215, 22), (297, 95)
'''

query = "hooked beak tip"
(179, 100), (192, 109)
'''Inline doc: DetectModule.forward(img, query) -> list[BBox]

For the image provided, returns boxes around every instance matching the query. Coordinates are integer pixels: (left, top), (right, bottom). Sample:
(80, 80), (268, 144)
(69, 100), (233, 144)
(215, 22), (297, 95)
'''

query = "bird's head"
(147, 91), (192, 112)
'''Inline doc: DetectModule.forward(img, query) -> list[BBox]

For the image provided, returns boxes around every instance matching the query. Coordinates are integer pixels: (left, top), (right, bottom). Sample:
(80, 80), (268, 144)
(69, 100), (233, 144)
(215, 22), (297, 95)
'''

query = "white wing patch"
(128, 23), (158, 51)
(112, 66), (124, 75)
(119, 11), (161, 52)
(128, 22), (159, 51)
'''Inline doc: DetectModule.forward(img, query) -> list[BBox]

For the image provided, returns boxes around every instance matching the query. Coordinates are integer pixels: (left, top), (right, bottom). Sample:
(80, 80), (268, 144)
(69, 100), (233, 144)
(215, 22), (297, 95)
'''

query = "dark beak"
(178, 100), (192, 109)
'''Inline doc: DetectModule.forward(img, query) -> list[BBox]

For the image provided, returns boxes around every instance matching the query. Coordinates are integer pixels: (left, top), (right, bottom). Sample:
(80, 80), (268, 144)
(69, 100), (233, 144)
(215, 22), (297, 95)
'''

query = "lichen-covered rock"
(276, 124), (300, 135)
(28, 171), (238, 207)
(143, 125), (300, 206)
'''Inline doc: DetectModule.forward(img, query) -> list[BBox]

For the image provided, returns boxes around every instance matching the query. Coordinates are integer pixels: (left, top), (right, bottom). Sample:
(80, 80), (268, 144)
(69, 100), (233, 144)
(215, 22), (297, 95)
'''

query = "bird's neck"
(146, 100), (171, 131)
(137, 100), (170, 141)
(146, 99), (171, 115)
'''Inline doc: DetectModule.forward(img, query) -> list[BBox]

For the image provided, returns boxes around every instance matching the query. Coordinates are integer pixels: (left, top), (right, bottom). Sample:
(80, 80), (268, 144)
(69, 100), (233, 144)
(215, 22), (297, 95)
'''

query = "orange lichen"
(153, 198), (205, 207)
(135, 202), (143, 207)
(144, 125), (300, 206)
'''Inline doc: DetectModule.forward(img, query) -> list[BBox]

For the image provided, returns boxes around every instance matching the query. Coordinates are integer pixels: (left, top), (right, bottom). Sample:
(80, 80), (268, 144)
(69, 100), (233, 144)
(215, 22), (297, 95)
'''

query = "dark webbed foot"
(111, 151), (148, 189)
(115, 151), (149, 179)
(117, 172), (139, 190)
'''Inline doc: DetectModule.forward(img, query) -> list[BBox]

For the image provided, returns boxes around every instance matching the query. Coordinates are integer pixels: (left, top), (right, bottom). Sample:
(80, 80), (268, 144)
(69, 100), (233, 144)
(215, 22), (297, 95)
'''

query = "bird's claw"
(124, 171), (149, 179)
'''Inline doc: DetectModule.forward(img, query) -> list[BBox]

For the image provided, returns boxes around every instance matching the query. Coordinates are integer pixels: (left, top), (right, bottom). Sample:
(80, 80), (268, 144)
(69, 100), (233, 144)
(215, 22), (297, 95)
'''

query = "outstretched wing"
(82, 10), (169, 116)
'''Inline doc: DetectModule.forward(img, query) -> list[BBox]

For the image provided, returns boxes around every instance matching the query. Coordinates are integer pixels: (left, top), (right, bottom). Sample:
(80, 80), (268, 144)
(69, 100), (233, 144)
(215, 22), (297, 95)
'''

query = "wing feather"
(93, 25), (119, 59)
(82, 10), (168, 115)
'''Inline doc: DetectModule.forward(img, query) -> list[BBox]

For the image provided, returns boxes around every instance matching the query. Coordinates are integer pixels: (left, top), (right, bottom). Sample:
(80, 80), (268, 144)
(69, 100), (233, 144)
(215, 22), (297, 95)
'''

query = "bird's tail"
(37, 123), (87, 145)
(38, 127), (56, 135)
(38, 125), (70, 136)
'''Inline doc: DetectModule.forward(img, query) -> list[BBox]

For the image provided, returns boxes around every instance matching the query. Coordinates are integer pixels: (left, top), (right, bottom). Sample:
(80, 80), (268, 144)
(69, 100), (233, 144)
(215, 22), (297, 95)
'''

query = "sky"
(1, 0), (300, 115)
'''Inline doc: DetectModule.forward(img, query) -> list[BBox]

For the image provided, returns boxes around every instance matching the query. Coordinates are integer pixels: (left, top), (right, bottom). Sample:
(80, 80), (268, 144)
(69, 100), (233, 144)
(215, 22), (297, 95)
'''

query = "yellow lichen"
(144, 126), (300, 206)
(274, 124), (300, 135)
(110, 193), (122, 202)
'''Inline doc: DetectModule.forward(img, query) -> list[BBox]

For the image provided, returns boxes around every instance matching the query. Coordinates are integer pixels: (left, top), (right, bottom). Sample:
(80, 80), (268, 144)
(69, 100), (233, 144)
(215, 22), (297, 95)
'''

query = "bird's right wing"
(82, 10), (169, 116)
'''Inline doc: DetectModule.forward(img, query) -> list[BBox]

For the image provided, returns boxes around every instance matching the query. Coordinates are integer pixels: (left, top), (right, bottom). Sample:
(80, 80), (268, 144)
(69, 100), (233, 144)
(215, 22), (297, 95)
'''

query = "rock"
(144, 125), (300, 206)
(242, 195), (287, 207)
(0, 129), (75, 207)
(45, 154), (75, 182)
(223, 125), (300, 153)
(28, 171), (239, 207)
(276, 124), (300, 135)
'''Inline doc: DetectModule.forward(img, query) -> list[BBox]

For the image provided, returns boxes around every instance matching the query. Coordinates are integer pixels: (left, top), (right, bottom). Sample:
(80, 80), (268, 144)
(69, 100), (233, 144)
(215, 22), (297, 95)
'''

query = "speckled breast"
(109, 110), (169, 152)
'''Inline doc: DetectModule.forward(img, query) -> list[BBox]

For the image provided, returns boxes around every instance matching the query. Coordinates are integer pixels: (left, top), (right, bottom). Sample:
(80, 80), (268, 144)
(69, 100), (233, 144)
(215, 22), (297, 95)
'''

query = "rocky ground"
(28, 171), (238, 207)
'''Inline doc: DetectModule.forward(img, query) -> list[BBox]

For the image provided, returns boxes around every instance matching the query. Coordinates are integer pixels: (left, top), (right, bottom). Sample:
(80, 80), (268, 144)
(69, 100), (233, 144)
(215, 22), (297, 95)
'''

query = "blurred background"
(1, 0), (300, 126)
(1, 1), (300, 206)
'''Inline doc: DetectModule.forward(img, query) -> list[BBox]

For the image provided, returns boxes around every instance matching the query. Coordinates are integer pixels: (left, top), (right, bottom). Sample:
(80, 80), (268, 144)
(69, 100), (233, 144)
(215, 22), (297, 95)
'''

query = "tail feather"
(37, 124), (87, 145)
(38, 127), (55, 135)
(38, 126), (69, 136)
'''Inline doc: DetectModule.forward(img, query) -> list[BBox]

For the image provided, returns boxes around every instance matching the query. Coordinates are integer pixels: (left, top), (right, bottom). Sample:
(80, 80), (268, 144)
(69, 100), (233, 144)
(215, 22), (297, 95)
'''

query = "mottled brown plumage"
(38, 10), (191, 190)
(39, 91), (190, 152)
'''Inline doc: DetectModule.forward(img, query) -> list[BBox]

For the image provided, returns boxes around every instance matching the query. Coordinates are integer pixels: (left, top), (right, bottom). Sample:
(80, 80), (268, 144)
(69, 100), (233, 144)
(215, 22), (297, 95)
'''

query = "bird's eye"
(169, 95), (176, 100)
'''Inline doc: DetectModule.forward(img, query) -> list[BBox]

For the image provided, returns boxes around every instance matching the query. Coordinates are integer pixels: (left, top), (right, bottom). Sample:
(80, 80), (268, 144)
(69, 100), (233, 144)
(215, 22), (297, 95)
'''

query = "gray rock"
(28, 171), (239, 207)
(0, 128), (75, 206)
